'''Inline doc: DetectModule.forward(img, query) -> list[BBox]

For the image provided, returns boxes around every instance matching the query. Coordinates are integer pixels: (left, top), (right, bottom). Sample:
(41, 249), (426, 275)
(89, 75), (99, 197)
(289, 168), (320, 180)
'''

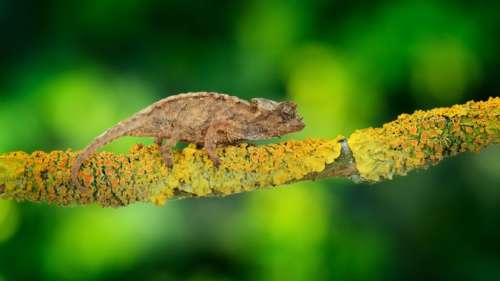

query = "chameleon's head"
(248, 98), (305, 139)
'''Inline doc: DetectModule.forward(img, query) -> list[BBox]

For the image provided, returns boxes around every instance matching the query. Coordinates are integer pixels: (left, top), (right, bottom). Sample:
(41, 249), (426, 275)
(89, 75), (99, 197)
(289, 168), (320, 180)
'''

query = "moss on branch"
(0, 97), (498, 207)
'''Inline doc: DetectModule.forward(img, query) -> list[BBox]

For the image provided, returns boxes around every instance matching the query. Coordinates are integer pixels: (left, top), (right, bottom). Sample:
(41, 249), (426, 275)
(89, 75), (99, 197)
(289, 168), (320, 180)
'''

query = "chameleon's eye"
(280, 109), (295, 121)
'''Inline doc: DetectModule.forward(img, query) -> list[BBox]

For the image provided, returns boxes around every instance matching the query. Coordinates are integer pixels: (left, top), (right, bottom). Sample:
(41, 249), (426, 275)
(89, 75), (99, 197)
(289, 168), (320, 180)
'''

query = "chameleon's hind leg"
(204, 140), (220, 167)
(204, 124), (226, 167)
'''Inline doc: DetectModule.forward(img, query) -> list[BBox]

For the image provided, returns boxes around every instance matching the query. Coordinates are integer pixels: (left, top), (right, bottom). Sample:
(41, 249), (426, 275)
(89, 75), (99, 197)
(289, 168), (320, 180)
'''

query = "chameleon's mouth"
(285, 118), (305, 133)
(293, 122), (306, 131)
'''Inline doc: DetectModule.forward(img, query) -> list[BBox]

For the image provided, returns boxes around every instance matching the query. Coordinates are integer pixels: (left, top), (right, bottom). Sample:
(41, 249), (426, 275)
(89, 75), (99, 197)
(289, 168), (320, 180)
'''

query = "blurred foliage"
(0, 0), (499, 280)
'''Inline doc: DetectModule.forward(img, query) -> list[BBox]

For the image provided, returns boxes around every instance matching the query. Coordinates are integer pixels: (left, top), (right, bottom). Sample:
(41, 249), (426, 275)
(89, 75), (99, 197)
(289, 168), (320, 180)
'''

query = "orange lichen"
(148, 138), (343, 205)
(0, 138), (343, 207)
(349, 97), (499, 182)
(0, 98), (497, 207)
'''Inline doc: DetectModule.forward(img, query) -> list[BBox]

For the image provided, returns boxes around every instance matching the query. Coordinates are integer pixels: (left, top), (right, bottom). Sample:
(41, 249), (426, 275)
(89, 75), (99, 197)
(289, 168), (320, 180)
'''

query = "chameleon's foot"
(208, 154), (221, 167)
(159, 142), (174, 168)
(79, 185), (90, 194)
(206, 146), (221, 167)
(72, 166), (90, 194)
(162, 154), (173, 168)
(74, 177), (90, 194)
(160, 150), (174, 168)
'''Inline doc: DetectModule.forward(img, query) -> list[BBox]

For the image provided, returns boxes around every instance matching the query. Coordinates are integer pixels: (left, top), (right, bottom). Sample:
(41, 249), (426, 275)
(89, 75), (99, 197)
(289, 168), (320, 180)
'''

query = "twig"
(0, 97), (498, 207)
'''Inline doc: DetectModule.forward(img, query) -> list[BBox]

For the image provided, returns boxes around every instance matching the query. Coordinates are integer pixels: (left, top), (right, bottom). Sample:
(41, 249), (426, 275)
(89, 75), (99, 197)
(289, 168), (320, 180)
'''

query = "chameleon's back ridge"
(72, 92), (305, 191)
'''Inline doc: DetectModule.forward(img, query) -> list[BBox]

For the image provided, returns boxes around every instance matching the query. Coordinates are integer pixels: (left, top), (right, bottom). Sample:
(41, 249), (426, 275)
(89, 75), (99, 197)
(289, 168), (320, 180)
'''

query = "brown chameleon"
(72, 92), (305, 190)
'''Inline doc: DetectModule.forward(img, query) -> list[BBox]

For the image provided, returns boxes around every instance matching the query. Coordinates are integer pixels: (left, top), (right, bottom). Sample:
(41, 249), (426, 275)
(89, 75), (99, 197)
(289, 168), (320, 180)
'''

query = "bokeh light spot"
(288, 45), (354, 136)
(411, 38), (480, 104)
(247, 184), (330, 280)
(0, 201), (20, 243)
(43, 204), (181, 279)
(0, 101), (45, 152)
(37, 68), (153, 149)
(238, 0), (306, 60)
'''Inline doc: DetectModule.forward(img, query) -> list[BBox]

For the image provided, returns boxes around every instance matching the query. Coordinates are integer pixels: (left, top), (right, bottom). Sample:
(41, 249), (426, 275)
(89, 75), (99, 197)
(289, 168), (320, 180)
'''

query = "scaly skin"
(72, 92), (305, 191)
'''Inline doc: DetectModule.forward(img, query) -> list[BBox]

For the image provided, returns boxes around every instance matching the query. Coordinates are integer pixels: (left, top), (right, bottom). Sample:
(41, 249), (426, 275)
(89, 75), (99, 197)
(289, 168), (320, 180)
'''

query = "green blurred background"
(1, 0), (499, 280)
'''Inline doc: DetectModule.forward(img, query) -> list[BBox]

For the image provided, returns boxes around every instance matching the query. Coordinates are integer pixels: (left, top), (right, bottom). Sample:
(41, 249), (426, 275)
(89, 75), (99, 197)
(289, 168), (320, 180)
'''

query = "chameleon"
(72, 92), (305, 191)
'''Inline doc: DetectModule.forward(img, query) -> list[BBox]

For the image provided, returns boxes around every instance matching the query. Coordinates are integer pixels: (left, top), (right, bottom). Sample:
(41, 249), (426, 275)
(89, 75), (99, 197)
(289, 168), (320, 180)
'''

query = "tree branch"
(0, 98), (498, 207)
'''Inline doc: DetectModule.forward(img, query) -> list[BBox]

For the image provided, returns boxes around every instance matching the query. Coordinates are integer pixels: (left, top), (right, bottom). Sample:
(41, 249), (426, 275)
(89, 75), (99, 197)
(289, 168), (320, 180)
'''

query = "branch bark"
(0, 98), (498, 207)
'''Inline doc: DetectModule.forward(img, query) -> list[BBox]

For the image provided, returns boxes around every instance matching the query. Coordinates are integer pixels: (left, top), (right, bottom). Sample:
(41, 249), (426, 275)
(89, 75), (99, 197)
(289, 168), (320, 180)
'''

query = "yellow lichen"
(0, 137), (343, 207)
(0, 98), (497, 207)
(148, 138), (343, 205)
(349, 97), (500, 182)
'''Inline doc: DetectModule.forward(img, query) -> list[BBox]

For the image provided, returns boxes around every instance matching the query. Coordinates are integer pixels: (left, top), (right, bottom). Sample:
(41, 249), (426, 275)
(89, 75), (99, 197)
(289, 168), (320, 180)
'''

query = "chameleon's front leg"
(157, 133), (177, 167)
(204, 123), (227, 167)
(204, 121), (241, 167)
(155, 136), (164, 147)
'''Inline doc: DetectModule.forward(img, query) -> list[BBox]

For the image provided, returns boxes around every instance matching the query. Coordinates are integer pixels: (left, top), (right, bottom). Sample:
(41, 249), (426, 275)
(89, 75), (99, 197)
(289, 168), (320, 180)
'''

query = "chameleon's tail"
(71, 121), (137, 191)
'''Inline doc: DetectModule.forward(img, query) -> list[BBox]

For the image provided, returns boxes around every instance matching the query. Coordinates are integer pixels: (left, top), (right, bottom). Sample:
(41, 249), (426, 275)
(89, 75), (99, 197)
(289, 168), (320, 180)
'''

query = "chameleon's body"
(72, 92), (305, 190)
